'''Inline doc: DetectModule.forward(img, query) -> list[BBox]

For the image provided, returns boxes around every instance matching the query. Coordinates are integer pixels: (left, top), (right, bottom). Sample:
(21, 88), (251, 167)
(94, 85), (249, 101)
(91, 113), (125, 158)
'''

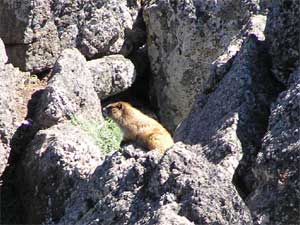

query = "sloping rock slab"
(18, 122), (104, 224)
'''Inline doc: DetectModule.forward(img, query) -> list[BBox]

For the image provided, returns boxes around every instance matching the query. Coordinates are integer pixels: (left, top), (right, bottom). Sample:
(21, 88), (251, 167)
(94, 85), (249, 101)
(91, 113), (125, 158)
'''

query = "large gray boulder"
(0, 0), (139, 72)
(175, 34), (283, 197)
(56, 143), (252, 225)
(88, 55), (136, 99)
(264, 0), (300, 84)
(35, 48), (103, 129)
(143, 0), (260, 130)
(247, 67), (300, 225)
(18, 122), (104, 224)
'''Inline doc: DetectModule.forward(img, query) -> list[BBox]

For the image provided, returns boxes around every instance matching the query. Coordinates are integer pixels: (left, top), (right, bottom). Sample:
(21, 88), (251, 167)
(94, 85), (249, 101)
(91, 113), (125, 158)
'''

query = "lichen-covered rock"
(247, 67), (300, 225)
(143, 0), (260, 130)
(264, 0), (300, 84)
(56, 143), (252, 225)
(88, 55), (136, 99)
(0, 0), (139, 72)
(18, 122), (104, 224)
(35, 48), (102, 129)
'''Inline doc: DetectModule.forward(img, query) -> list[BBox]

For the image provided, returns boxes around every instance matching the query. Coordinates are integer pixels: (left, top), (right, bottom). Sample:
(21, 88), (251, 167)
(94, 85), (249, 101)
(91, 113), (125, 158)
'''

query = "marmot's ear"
(117, 103), (123, 110)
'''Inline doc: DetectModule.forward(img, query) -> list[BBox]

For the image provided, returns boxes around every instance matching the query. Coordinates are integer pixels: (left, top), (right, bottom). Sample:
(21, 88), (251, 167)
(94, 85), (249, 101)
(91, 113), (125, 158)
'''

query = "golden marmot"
(104, 101), (174, 153)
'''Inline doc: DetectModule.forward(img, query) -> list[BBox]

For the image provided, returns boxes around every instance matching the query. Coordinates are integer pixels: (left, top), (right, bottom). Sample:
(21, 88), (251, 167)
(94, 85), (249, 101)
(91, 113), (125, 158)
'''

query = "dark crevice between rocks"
(0, 89), (46, 224)
(203, 53), (237, 96)
(122, 6), (147, 56)
(232, 40), (285, 200)
(101, 51), (153, 117)
(34, 68), (52, 80)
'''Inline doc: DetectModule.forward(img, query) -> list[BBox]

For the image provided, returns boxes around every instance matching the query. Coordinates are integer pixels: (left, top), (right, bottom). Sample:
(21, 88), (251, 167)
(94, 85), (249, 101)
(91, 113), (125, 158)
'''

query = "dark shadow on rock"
(120, 7), (147, 57)
(101, 46), (154, 120)
(232, 40), (285, 199)
(0, 89), (45, 224)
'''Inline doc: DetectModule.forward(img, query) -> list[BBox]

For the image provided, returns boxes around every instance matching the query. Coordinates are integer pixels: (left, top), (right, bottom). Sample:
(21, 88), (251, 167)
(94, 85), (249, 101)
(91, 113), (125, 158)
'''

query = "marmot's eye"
(117, 103), (123, 110)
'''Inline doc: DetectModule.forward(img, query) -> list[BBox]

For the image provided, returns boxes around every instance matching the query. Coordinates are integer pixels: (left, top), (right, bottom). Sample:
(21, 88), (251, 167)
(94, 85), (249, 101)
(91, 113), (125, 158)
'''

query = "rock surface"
(35, 48), (103, 129)
(88, 55), (136, 99)
(0, 42), (29, 176)
(247, 67), (300, 225)
(0, 38), (44, 224)
(0, 0), (139, 72)
(56, 143), (252, 225)
(264, 0), (300, 84)
(175, 33), (283, 197)
(143, 0), (260, 130)
(18, 122), (104, 224)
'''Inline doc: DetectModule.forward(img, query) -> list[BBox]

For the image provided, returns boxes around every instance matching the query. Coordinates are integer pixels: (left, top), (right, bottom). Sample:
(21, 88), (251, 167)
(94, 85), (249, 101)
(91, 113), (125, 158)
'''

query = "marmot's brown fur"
(104, 101), (174, 153)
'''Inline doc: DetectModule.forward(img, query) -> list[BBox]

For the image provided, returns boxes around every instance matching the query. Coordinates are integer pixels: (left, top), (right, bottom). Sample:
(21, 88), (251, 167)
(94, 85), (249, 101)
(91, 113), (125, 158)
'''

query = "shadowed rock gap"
(233, 40), (285, 199)
(0, 89), (45, 224)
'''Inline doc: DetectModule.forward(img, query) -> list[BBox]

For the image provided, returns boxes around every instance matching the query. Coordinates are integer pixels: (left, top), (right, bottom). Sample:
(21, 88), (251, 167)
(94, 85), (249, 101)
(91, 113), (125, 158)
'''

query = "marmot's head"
(103, 101), (129, 122)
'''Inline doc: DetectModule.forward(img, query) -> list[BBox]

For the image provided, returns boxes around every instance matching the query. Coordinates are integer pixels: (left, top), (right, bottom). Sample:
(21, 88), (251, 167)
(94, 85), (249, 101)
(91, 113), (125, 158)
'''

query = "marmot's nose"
(102, 106), (110, 117)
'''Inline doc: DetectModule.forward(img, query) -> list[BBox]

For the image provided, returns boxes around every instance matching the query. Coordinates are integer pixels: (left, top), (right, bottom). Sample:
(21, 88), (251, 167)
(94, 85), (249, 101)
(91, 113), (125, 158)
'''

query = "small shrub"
(71, 115), (122, 154)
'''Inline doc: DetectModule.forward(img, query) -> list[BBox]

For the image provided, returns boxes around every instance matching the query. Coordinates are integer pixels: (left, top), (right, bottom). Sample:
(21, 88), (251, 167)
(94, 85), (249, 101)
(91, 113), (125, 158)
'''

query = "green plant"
(71, 115), (122, 154)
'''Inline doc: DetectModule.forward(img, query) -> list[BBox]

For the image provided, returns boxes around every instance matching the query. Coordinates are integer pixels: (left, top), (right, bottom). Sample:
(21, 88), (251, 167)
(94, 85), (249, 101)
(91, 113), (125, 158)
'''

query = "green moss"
(71, 115), (122, 154)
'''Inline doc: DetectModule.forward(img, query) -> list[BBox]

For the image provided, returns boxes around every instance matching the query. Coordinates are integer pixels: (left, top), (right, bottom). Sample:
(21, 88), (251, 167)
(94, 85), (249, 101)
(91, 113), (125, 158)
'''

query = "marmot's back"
(104, 101), (174, 153)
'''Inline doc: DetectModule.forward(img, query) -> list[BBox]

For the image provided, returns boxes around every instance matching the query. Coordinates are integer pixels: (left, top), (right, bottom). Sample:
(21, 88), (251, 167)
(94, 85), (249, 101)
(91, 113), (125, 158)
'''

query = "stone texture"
(18, 122), (104, 224)
(56, 143), (252, 225)
(87, 55), (136, 99)
(0, 63), (28, 177)
(247, 67), (300, 225)
(35, 48), (103, 129)
(174, 34), (283, 197)
(0, 45), (37, 224)
(264, 0), (300, 84)
(0, 0), (139, 72)
(143, 0), (260, 130)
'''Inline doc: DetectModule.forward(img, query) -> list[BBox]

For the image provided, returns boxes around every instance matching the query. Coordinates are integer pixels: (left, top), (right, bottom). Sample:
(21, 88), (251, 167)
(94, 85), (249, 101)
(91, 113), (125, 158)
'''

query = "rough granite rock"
(0, 0), (139, 72)
(264, 0), (300, 84)
(143, 0), (260, 130)
(56, 143), (252, 225)
(35, 48), (103, 129)
(17, 122), (104, 224)
(0, 62), (28, 177)
(0, 38), (38, 224)
(87, 55), (136, 99)
(247, 67), (300, 225)
(174, 35), (282, 197)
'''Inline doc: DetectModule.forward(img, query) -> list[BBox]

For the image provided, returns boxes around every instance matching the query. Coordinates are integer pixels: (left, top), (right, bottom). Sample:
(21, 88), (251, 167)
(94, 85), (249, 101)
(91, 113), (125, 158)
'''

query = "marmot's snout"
(102, 105), (110, 117)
